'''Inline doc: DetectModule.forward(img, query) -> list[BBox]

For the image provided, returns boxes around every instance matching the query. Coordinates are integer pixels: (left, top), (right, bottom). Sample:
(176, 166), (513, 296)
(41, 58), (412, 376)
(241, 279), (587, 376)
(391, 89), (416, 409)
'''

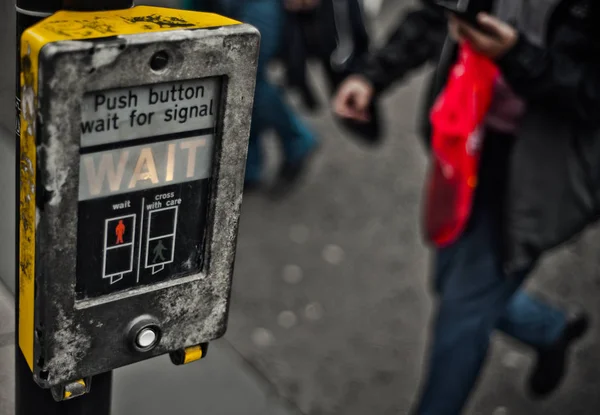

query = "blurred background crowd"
(152, 0), (600, 413)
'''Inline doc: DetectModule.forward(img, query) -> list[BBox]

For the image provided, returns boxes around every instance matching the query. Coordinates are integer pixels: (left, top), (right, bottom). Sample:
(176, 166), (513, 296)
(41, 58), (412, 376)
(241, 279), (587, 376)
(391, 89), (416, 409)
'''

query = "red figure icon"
(115, 220), (126, 244)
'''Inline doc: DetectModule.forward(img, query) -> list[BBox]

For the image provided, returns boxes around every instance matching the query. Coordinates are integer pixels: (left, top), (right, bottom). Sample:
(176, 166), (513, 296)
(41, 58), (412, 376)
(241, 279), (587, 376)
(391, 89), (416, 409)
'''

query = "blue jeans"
(415, 133), (566, 415)
(238, 0), (317, 183)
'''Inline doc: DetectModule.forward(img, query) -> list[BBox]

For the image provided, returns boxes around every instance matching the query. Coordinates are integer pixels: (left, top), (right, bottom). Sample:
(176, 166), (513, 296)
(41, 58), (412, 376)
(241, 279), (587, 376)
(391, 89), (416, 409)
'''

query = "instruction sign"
(76, 77), (221, 299)
(80, 77), (220, 147)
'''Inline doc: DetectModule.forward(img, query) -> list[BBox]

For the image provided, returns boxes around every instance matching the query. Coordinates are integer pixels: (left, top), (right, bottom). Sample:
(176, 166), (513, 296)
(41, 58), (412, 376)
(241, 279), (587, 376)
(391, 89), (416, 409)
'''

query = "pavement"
(2, 1), (600, 415)
(0, 280), (298, 415)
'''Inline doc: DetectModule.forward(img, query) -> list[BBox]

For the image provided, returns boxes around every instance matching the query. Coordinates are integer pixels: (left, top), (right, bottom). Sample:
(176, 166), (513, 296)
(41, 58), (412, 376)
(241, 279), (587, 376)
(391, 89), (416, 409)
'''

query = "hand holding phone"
(444, 10), (520, 60)
(435, 0), (500, 37)
(436, 0), (482, 28)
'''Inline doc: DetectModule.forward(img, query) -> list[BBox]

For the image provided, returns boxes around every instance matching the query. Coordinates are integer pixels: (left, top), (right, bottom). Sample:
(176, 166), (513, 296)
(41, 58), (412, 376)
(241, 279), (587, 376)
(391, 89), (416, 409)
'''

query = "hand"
(451, 13), (518, 59)
(333, 75), (374, 122)
(448, 15), (461, 42)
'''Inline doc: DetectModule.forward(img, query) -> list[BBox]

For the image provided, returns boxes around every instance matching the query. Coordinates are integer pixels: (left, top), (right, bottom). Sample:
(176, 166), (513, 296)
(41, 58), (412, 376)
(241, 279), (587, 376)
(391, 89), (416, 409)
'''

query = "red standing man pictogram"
(115, 220), (126, 244)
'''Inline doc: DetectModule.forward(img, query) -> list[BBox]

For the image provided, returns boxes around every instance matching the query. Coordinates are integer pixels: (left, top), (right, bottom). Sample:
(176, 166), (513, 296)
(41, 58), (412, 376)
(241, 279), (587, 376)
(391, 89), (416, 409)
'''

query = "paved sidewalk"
(0, 281), (298, 415)
(0, 282), (14, 415)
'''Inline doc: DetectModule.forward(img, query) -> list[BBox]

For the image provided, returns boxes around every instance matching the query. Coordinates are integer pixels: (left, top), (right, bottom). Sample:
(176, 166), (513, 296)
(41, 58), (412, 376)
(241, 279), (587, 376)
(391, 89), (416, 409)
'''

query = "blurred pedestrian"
(334, 0), (599, 413)
(184, 0), (319, 197)
(280, 0), (384, 144)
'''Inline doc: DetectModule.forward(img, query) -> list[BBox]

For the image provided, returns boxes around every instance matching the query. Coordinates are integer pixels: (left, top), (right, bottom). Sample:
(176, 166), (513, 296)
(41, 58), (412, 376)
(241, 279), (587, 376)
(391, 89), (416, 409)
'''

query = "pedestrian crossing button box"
(18, 6), (259, 388)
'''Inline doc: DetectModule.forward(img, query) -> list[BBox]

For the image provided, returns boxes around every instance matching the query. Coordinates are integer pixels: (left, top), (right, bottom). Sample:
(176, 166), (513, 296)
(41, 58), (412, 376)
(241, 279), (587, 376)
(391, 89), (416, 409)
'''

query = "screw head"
(150, 51), (169, 72)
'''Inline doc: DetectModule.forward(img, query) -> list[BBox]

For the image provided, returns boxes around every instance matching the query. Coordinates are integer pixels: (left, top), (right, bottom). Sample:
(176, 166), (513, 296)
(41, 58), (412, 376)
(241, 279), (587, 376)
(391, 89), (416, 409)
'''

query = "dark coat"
(360, 0), (600, 274)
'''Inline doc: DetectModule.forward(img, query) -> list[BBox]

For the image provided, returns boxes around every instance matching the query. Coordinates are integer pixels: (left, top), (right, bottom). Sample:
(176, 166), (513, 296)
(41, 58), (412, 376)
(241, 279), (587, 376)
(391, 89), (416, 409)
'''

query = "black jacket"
(359, 0), (600, 273)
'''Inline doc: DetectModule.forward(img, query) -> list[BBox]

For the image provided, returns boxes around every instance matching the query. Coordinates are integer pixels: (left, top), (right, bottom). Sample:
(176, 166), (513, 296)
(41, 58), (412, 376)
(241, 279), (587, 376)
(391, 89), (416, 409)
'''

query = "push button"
(136, 327), (158, 349)
(126, 315), (161, 353)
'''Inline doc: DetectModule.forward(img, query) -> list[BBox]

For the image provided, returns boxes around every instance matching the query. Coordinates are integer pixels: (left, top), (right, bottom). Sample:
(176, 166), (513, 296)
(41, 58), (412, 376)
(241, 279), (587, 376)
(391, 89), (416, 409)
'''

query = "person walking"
(334, 0), (598, 413)
(184, 0), (319, 196)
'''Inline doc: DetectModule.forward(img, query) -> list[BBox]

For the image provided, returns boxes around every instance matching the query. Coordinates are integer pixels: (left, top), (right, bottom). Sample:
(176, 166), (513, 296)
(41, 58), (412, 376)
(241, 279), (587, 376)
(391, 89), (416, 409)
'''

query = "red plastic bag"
(424, 43), (499, 247)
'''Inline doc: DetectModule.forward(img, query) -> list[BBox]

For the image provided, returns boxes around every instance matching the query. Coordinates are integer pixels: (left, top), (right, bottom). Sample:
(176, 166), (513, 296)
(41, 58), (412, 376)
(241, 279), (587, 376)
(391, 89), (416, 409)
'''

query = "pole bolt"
(170, 343), (209, 366)
(50, 378), (92, 402)
(150, 50), (169, 71)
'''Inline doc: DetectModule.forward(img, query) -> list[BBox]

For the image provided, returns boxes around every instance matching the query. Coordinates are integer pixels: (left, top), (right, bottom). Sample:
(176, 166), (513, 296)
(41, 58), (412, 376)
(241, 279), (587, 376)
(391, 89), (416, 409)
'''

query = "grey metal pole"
(15, 1), (134, 414)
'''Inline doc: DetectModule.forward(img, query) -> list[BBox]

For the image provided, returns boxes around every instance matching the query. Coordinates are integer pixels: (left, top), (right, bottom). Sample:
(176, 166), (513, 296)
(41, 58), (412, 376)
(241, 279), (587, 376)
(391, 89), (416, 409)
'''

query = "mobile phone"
(435, 0), (489, 31)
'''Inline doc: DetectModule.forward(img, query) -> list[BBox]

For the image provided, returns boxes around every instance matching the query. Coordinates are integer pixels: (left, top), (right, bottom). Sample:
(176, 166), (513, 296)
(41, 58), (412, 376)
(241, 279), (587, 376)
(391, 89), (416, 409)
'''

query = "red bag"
(424, 43), (499, 247)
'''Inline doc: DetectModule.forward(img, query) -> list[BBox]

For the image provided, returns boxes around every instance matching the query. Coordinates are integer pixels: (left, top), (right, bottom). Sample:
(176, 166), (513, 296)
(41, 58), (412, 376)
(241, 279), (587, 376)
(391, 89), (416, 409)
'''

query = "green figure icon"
(152, 240), (167, 263)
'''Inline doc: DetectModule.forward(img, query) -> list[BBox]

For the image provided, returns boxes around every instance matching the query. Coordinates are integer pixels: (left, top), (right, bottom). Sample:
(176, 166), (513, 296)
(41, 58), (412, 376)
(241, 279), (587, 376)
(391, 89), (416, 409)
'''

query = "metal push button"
(136, 327), (158, 349)
(126, 315), (161, 353)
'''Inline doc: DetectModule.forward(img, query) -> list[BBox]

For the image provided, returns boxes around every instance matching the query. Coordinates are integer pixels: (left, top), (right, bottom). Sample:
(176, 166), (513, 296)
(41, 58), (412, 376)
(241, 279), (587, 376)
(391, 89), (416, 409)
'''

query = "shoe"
(269, 143), (318, 199)
(528, 308), (590, 398)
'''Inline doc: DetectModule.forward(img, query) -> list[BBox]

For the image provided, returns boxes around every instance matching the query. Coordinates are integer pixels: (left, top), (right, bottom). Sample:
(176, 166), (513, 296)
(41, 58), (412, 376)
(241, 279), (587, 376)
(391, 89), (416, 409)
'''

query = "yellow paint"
(64, 391), (72, 399)
(19, 33), (40, 371)
(27, 6), (239, 44)
(18, 5), (238, 373)
(183, 345), (204, 364)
